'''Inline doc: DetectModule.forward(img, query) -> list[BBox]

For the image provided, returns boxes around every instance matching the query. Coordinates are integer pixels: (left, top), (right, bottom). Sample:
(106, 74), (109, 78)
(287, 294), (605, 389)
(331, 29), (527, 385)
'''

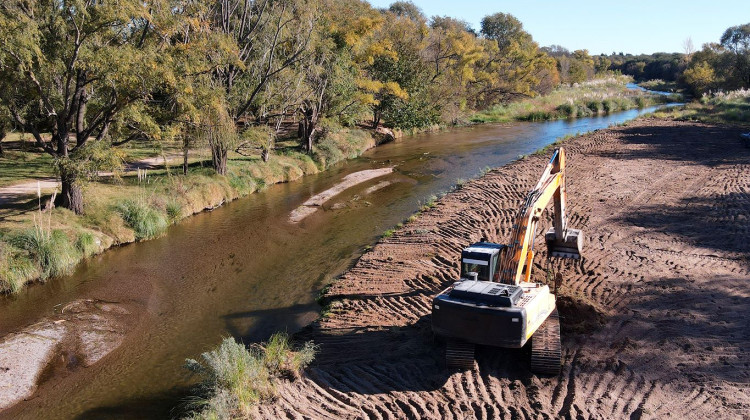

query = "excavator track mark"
(530, 308), (562, 375)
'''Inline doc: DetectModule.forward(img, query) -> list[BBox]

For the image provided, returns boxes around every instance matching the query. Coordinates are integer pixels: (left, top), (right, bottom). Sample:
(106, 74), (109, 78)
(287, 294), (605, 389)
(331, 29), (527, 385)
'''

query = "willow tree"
(0, 0), (184, 213)
(208, 0), (319, 173)
(474, 12), (558, 108)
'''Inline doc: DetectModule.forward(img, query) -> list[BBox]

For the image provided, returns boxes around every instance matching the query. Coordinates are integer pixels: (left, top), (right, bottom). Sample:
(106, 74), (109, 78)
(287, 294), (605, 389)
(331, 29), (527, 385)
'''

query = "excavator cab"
(459, 242), (505, 281)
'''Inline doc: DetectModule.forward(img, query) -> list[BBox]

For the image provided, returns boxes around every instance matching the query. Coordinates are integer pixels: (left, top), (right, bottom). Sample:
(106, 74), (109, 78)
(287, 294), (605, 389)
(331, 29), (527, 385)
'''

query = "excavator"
(431, 147), (582, 374)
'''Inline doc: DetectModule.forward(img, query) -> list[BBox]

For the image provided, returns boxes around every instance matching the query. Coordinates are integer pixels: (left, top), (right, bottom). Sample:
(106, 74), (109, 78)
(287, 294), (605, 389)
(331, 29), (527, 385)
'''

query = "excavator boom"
(499, 148), (582, 285)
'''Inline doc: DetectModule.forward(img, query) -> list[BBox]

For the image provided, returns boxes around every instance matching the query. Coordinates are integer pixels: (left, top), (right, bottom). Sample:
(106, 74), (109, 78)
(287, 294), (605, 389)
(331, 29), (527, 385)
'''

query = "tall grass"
(114, 200), (168, 240)
(0, 243), (37, 293)
(184, 333), (317, 419)
(647, 89), (750, 126)
(10, 228), (78, 281)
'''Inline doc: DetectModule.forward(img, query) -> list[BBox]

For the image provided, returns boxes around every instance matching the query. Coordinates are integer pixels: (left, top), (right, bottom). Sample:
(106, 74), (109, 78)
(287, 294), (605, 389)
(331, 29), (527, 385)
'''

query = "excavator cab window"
(461, 260), (490, 281)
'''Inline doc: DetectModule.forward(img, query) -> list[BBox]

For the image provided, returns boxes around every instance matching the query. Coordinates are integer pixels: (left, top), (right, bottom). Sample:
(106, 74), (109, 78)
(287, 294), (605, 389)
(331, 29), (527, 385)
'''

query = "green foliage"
(653, 90), (750, 126)
(75, 232), (99, 258)
(382, 98), (441, 129)
(0, 243), (38, 293)
(184, 334), (317, 419)
(166, 201), (184, 223)
(114, 200), (168, 241)
(683, 61), (716, 96)
(10, 228), (78, 281)
(606, 52), (687, 83)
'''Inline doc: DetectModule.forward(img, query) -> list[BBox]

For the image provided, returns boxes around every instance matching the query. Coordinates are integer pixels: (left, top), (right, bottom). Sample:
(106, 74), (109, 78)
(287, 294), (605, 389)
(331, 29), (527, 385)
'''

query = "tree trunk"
(0, 129), (5, 157)
(211, 142), (228, 175)
(57, 168), (84, 214)
(183, 146), (189, 175)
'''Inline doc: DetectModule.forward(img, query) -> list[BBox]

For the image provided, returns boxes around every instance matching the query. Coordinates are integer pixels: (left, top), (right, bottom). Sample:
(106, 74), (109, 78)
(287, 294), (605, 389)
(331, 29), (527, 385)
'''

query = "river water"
(1, 106), (665, 418)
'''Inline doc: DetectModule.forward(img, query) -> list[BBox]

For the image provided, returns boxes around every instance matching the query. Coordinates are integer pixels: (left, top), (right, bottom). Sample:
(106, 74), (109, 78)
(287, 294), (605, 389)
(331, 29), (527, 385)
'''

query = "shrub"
(557, 103), (575, 118)
(114, 200), (168, 240)
(11, 228), (78, 280)
(166, 200), (184, 222)
(75, 231), (99, 258)
(184, 334), (317, 418)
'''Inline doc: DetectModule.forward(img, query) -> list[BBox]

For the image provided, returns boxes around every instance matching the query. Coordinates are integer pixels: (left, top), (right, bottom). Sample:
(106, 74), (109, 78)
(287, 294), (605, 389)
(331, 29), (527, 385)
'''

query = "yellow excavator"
(431, 147), (582, 374)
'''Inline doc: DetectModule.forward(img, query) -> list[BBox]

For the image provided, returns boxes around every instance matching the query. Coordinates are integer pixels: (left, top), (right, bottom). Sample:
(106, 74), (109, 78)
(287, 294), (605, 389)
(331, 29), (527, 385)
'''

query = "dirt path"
(0, 154), (183, 207)
(255, 119), (750, 419)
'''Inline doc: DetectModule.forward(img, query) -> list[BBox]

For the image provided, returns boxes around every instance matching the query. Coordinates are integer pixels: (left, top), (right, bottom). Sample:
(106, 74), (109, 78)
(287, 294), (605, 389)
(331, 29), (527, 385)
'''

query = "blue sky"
(366, 0), (748, 55)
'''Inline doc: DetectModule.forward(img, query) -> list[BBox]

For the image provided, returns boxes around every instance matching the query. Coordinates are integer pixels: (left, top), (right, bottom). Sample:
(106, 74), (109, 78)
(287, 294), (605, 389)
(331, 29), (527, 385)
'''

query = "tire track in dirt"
(254, 119), (750, 419)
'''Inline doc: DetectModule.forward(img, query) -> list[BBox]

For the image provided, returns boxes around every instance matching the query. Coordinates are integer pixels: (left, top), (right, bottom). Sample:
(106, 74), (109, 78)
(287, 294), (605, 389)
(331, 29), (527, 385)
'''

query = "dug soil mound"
(256, 119), (750, 419)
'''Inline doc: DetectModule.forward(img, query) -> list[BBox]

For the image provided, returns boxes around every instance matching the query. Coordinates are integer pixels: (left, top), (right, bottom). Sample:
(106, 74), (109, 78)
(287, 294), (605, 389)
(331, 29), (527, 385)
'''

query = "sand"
(256, 119), (750, 419)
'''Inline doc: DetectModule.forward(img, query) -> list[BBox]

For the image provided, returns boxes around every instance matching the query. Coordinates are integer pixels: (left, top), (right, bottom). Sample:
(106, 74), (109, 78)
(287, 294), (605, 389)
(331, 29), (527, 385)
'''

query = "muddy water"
(0, 107), (663, 419)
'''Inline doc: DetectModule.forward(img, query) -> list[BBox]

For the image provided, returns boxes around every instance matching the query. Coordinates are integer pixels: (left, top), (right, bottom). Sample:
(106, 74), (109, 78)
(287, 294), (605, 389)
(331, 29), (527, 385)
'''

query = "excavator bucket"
(545, 227), (583, 259)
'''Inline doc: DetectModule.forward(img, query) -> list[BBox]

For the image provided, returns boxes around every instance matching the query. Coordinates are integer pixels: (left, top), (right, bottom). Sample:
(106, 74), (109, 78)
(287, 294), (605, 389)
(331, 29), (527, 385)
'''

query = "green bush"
(184, 334), (317, 419)
(114, 200), (168, 240)
(166, 200), (184, 222)
(557, 103), (575, 118)
(11, 228), (78, 280)
(0, 243), (38, 293)
(75, 231), (99, 258)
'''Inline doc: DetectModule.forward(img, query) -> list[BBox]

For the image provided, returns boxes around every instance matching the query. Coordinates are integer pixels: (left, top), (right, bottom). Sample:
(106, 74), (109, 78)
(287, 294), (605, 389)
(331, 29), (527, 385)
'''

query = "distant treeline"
(0, 0), (747, 214)
(559, 23), (750, 97)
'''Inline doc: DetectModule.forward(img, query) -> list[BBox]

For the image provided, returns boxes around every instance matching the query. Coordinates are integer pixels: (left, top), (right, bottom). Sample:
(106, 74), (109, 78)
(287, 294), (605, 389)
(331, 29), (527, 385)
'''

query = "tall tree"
(0, 0), (186, 213)
(207, 0), (319, 173)
(720, 23), (750, 87)
(474, 12), (557, 106)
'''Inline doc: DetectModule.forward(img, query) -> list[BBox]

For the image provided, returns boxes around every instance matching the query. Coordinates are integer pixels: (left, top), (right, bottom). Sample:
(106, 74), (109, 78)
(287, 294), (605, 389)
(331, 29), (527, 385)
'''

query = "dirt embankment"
(254, 119), (750, 419)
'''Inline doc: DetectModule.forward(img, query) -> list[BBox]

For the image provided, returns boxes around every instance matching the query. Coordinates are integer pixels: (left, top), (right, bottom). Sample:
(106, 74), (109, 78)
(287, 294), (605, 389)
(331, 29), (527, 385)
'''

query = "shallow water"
(0, 106), (667, 419)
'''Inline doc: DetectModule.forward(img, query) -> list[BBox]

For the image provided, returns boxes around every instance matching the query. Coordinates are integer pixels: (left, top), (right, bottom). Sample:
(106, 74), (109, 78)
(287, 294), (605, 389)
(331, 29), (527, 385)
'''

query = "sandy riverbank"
(254, 118), (750, 419)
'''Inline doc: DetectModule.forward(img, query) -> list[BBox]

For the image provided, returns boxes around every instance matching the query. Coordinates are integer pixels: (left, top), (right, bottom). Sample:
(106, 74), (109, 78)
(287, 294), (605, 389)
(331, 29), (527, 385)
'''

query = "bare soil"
(255, 119), (750, 419)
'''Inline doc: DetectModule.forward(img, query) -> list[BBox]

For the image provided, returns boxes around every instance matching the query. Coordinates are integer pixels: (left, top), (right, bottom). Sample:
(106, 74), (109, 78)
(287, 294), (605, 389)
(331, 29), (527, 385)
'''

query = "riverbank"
(471, 76), (675, 123)
(0, 127), (396, 294)
(0, 76), (669, 296)
(239, 117), (750, 419)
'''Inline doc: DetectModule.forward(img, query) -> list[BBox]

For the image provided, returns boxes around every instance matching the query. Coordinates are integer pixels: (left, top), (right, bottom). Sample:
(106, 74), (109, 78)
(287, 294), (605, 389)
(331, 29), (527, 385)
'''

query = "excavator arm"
(498, 148), (581, 285)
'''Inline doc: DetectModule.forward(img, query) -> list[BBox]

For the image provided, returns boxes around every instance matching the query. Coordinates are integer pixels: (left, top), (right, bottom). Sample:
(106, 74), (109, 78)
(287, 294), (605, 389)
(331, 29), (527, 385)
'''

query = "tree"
(720, 23), (750, 87)
(568, 50), (594, 83)
(425, 16), (484, 122)
(207, 0), (319, 173)
(0, 108), (10, 157)
(682, 61), (716, 95)
(0, 0), (186, 213)
(473, 12), (557, 106)
(480, 13), (526, 50)
(387, 1), (425, 23)
(683, 37), (695, 59)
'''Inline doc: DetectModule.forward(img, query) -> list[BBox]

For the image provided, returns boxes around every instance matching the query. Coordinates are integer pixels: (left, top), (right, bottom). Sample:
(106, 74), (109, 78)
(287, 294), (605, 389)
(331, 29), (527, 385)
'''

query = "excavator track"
(445, 340), (475, 369)
(530, 308), (562, 375)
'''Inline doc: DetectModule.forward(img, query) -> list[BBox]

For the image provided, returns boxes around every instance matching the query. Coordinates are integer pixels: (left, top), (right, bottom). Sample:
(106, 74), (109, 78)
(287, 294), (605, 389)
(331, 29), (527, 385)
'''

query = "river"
(0, 106), (667, 419)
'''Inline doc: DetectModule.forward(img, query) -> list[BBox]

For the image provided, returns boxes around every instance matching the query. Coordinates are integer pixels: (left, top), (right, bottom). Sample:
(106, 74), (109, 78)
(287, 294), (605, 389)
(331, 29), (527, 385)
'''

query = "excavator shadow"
(294, 313), (540, 395)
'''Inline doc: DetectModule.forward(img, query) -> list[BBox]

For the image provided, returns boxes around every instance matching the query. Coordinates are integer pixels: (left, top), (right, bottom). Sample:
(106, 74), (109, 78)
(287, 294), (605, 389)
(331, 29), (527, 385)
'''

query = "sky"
(366, 0), (749, 55)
